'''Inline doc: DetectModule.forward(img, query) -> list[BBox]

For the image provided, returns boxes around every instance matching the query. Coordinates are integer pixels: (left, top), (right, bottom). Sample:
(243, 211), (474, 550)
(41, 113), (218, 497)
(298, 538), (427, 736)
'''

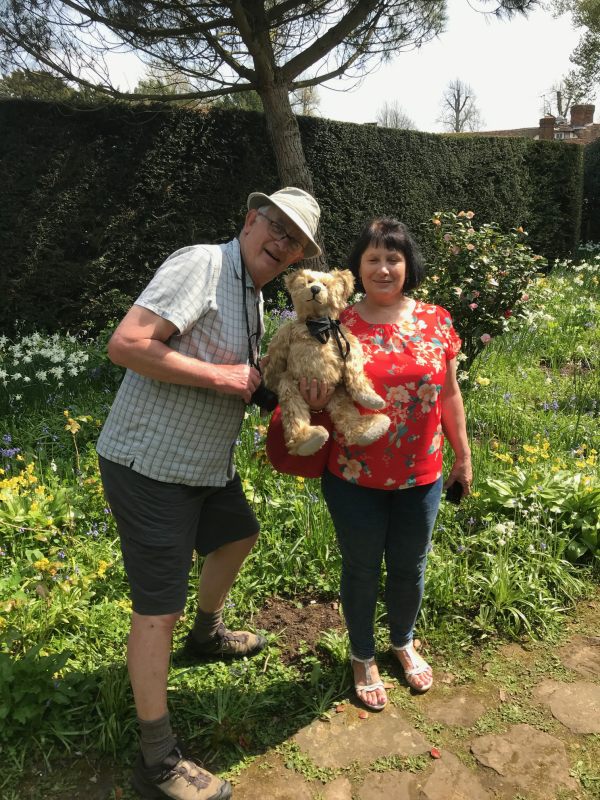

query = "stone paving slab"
(420, 751), (492, 800)
(293, 704), (430, 768)
(470, 722), (578, 799)
(231, 753), (314, 800)
(559, 635), (600, 679)
(320, 776), (353, 799)
(424, 689), (487, 728)
(356, 770), (424, 799)
(533, 678), (600, 734)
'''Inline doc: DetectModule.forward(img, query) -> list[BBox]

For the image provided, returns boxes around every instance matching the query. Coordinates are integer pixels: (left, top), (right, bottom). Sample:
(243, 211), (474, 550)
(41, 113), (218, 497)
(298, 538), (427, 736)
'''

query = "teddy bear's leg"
(328, 389), (391, 446)
(342, 345), (386, 410)
(278, 375), (330, 456)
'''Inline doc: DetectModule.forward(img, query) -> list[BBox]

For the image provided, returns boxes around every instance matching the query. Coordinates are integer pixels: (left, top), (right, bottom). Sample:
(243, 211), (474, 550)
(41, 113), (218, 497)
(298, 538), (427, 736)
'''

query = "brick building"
(478, 104), (600, 145)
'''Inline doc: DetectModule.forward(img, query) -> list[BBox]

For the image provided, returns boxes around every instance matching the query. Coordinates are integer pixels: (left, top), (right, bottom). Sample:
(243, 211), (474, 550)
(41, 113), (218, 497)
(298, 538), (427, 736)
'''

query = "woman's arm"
(440, 357), (473, 496)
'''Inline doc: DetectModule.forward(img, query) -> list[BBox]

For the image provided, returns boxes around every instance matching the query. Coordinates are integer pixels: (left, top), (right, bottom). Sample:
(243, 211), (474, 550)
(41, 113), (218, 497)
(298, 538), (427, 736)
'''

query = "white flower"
(0, 369), (7, 380)
(35, 371), (48, 381)
(50, 461), (57, 472)
(498, 538), (506, 546)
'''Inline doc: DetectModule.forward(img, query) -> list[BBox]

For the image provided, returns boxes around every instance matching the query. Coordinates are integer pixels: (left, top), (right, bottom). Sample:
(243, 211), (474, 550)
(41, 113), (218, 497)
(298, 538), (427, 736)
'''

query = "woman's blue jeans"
(321, 470), (443, 660)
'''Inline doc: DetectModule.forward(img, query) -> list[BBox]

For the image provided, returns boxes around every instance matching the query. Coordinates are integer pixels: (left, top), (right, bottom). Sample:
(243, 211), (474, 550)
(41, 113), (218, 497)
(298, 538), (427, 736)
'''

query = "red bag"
(266, 405), (334, 478)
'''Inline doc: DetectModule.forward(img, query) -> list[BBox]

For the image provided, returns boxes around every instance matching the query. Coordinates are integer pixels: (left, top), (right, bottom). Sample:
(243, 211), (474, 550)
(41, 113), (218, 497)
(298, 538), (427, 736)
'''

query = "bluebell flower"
(2, 434), (11, 444)
(467, 517), (476, 526)
(503, 392), (512, 402)
(57, 550), (66, 559)
(457, 544), (466, 553)
(551, 400), (559, 411)
(539, 542), (547, 551)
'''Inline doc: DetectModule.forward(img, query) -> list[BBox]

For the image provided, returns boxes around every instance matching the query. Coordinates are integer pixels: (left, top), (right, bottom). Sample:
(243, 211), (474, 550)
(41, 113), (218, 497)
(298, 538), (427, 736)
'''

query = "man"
(97, 187), (321, 800)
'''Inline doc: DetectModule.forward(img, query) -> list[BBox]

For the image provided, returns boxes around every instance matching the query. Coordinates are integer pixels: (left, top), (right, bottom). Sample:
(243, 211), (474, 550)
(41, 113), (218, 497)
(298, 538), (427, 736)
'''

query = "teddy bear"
(262, 268), (391, 456)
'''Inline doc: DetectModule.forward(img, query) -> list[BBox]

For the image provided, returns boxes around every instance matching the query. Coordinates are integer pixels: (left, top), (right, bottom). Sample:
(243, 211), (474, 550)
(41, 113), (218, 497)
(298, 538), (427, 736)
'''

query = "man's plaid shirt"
(96, 238), (263, 486)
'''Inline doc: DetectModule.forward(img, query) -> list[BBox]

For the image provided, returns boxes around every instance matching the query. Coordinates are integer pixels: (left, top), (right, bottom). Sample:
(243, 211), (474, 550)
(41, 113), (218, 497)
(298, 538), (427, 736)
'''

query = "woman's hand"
(443, 457), (473, 498)
(299, 377), (334, 411)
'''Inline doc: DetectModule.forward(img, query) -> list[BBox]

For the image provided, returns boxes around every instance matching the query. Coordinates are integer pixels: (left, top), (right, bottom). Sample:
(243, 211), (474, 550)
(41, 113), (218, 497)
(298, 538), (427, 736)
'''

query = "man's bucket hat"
(247, 186), (321, 258)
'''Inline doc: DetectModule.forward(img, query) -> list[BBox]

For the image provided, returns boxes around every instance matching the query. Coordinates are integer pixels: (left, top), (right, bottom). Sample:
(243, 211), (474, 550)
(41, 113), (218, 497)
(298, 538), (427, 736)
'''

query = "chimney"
(570, 104), (595, 127)
(539, 115), (556, 140)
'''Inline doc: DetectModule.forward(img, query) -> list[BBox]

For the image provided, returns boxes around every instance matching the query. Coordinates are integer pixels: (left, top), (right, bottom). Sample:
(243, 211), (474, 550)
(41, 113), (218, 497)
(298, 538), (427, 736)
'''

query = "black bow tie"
(306, 317), (350, 360)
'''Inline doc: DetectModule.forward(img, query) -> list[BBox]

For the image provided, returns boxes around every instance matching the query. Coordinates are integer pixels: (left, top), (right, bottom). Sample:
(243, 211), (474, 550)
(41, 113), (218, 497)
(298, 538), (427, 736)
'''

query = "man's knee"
(131, 610), (183, 633)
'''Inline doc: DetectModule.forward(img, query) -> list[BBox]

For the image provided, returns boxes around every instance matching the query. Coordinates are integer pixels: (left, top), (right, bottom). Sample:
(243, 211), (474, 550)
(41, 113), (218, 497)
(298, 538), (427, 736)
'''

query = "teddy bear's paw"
(289, 426), (330, 456)
(355, 391), (386, 411)
(352, 414), (391, 446)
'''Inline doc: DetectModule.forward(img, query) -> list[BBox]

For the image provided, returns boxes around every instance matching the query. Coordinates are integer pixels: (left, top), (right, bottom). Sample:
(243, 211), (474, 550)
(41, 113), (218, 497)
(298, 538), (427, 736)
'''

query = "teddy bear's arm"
(262, 323), (294, 392)
(342, 330), (386, 411)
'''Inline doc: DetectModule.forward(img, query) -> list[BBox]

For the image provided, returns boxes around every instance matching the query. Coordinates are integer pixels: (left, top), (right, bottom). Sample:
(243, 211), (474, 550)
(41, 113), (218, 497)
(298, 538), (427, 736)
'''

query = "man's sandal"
(350, 655), (388, 711)
(392, 642), (433, 693)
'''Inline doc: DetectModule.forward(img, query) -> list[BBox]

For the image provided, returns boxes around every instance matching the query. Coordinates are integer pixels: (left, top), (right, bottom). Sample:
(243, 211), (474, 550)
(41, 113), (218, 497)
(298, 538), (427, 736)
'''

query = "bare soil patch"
(253, 595), (344, 665)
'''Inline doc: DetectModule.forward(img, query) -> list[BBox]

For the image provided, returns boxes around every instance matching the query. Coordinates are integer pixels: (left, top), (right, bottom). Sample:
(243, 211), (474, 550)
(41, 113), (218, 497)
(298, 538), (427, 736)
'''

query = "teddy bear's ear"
(284, 270), (303, 292)
(333, 269), (355, 299)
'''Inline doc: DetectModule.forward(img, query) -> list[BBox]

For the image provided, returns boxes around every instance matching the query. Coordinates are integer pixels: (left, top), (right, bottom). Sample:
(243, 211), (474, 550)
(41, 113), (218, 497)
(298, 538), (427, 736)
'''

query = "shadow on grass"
(8, 644), (351, 800)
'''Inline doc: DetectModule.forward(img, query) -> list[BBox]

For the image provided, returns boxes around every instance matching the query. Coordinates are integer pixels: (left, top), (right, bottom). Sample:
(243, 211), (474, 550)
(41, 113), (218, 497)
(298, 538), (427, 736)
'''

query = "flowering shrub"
(418, 211), (546, 367)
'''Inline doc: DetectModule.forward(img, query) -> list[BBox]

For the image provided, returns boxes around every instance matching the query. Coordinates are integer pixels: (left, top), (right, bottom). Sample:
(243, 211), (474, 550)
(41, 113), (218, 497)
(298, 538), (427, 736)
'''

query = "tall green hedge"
(0, 99), (583, 335)
(583, 137), (600, 243)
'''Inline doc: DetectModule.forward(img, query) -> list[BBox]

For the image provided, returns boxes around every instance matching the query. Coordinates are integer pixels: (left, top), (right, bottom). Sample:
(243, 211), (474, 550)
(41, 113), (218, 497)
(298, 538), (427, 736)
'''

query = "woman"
(315, 217), (472, 710)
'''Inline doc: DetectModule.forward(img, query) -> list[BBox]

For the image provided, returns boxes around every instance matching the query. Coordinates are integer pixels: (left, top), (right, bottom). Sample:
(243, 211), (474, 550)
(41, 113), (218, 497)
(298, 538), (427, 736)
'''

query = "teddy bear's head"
(284, 269), (355, 321)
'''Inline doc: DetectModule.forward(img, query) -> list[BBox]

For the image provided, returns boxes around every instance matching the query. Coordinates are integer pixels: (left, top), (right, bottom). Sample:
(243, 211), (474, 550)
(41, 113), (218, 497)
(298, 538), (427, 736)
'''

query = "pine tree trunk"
(259, 81), (326, 268)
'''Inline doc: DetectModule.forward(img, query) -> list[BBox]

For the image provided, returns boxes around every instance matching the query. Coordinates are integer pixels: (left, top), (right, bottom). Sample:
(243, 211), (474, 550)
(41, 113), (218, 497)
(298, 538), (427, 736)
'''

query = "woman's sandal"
(392, 642), (433, 693)
(350, 655), (388, 711)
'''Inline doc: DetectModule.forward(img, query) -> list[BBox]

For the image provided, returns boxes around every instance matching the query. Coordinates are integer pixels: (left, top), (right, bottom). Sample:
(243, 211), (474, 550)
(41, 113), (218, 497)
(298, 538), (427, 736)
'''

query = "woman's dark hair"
(347, 217), (426, 293)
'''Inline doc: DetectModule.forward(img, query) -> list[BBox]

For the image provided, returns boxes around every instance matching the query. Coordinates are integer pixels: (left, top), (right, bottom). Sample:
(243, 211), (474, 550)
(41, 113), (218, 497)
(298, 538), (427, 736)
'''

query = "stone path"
(230, 604), (600, 800)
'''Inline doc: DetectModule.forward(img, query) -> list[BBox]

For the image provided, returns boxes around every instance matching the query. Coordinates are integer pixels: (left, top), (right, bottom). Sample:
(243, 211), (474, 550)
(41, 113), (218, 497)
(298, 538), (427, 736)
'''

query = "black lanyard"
(240, 257), (261, 370)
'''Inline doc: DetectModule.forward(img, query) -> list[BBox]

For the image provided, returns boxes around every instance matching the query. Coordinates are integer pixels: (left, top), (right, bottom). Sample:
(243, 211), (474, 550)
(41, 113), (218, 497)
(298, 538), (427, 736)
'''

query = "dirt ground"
(253, 595), (344, 665)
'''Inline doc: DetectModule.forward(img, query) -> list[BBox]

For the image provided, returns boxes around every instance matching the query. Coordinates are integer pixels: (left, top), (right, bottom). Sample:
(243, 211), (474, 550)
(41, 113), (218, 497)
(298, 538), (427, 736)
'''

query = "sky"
(106, 0), (593, 134)
(316, 0), (588, 132)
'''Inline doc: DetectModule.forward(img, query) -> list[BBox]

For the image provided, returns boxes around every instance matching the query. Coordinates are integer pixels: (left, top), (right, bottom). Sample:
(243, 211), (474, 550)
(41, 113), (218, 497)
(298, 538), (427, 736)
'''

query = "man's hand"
(211, 364), (262, 404)
(299, 377), (334, 411)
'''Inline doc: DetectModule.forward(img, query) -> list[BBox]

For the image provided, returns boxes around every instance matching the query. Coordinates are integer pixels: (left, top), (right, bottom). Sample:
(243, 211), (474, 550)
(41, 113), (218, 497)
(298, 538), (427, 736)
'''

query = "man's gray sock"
(191, 605), (224, 643)
(138, 712), (177, 767)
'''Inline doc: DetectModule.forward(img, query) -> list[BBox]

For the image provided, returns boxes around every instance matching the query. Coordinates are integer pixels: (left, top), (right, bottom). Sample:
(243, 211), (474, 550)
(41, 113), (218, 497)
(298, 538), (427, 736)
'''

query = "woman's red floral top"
(326, 301), (462, 490)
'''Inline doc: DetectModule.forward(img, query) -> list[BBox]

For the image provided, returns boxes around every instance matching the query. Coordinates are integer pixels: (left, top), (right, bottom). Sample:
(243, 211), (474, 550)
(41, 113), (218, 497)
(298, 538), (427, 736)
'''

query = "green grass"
(0, 253), (599, 796)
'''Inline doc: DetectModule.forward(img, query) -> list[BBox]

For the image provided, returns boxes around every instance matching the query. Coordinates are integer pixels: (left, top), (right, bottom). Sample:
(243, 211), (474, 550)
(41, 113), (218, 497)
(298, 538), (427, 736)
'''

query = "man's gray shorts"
(99, 456), (259, 615)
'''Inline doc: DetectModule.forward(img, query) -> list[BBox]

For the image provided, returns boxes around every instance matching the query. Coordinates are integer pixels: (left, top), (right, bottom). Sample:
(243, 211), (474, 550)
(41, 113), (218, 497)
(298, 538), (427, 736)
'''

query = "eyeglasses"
(256, 210), (306, 254)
